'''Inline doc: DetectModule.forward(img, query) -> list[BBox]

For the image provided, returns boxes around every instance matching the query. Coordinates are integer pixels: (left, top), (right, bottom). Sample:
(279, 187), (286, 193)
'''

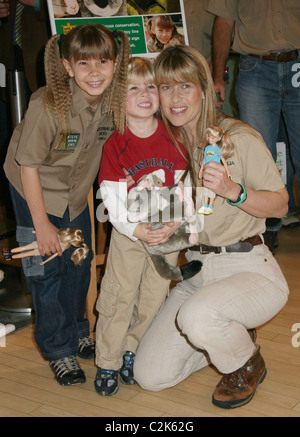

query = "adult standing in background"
(207, 0), (300, 251)
(0, 0), (50, 95)
(0, 0), (50, 204)
(183, 0), (215, 65)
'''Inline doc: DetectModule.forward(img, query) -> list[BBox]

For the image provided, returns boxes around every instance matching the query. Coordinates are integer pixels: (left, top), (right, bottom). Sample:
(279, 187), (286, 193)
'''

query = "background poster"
(47, 0), (188, 58)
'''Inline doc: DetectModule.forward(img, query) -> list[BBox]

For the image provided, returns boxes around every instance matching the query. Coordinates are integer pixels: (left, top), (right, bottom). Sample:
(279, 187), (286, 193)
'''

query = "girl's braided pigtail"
(104, 30), (131, 134)
(43, 34), (72, 132)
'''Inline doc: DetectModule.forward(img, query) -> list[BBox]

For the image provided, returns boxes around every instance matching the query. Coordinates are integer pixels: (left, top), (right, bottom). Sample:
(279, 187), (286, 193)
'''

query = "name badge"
(54, 132), (80, 153)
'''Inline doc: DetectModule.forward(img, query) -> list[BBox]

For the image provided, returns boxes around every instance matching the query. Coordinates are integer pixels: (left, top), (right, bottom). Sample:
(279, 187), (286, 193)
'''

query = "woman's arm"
(201, 161), (288, 218)
(20, 166), (62, 257)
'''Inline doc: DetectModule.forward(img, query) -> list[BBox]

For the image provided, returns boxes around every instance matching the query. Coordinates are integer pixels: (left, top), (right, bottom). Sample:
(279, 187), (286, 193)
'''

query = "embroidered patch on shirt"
(54, 132), (80, 153)
(97, 126), (114, 142)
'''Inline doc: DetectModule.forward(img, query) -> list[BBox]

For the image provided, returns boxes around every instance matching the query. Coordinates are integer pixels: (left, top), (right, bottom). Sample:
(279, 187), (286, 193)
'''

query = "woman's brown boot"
(212, 346), (267, 409)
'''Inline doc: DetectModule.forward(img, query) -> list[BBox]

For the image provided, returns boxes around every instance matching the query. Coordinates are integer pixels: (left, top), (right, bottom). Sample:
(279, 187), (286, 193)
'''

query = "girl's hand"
(34, 221), (63, 258)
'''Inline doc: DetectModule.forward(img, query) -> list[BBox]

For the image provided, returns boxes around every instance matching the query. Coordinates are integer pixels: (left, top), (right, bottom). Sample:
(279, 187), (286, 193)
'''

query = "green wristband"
(226, 183), (247, 206)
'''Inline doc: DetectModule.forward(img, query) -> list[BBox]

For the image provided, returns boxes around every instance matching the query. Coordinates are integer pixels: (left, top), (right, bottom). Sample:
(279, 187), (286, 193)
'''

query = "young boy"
(94, 57), (188, 396)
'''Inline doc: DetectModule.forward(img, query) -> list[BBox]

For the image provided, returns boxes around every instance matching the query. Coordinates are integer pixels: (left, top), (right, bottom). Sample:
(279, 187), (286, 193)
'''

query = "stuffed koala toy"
(80, 0), (127, 17)
(127, 174), (202, 282)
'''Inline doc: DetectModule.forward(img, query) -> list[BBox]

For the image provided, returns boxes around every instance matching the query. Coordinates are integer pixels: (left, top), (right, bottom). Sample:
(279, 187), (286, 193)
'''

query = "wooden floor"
(0, 217), (300, 418)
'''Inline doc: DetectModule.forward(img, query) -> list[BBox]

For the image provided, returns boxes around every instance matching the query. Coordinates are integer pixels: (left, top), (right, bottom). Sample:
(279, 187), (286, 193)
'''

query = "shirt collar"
(69, 78), (106, 119)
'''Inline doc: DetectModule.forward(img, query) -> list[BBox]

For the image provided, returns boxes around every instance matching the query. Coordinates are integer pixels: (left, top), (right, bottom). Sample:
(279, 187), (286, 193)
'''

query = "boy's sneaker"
(94, 368), (119, 396)
(78, 336), (95, 359)
(120, 351), (136, 385)
(50, 356), (86, 386)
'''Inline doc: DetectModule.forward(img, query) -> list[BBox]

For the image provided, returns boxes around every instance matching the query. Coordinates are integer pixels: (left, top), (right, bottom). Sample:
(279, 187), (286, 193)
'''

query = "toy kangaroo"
(127, 175), (202, 281)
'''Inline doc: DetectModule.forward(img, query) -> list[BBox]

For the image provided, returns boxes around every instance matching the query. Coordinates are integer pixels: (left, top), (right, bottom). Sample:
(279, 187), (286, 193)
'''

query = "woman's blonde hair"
(155, 45), (218, 138)
(154, 45), (219, 189)
(43, 23), (131, 133)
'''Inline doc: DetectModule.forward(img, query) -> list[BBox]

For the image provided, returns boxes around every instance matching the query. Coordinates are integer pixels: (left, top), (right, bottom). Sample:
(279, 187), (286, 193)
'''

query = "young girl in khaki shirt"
(4, 23), (130, 386)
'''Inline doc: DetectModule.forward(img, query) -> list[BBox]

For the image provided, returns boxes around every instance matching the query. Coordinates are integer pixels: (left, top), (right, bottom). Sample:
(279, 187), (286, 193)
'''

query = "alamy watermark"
(292, 63), (300, 88)
(291, 323), (300, 347)
(95, 184), (202, 233)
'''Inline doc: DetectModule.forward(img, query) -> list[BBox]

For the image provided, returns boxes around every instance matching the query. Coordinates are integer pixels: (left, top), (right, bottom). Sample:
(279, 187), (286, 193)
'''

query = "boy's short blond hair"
(128, 57), (155, 84)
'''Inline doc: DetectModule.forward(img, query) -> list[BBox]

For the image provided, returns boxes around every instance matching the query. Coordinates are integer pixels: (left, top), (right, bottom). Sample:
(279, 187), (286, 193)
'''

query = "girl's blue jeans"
(9, 184), (93, 361)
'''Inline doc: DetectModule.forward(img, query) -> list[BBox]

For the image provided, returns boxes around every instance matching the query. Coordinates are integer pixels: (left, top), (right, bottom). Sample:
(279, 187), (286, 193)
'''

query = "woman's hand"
(201, 161), (235, 199)
(202, 161), (288, 218)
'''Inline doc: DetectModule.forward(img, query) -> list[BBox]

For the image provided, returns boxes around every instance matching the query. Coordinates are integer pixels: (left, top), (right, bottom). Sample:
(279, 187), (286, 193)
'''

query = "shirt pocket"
(96, 276), (120, 318)
(16, 226), (44, 277)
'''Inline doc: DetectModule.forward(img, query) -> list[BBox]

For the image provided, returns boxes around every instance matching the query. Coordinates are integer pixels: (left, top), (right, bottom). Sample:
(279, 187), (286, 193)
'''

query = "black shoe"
(78, 336), (95, 359)
(50, 356), (86, 386)
(94, 368), (119, 396)
(120, 351), (136, 385)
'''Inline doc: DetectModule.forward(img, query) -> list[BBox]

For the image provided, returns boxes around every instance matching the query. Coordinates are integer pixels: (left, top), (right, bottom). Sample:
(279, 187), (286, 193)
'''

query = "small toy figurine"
(198, 125), (234, 214)
(2, 228), (89, 266)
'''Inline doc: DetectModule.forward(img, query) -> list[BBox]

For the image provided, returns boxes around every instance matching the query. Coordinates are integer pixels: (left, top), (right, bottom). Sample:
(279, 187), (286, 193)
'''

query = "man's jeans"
(9, 184), (93, 361)
(236, 53), (300, 228)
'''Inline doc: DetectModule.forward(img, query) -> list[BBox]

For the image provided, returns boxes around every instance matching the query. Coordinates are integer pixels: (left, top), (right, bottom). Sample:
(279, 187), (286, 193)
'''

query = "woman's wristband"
(226, 183), (247, 206)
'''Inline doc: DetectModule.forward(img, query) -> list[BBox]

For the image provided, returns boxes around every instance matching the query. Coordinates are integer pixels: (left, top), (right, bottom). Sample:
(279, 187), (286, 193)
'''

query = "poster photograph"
(47, 0), (188, 57)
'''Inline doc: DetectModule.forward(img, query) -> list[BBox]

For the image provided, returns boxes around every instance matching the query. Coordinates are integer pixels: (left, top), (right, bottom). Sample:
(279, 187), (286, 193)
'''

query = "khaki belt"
(189, 235), (263, 254)
(249, 50), (299, 62)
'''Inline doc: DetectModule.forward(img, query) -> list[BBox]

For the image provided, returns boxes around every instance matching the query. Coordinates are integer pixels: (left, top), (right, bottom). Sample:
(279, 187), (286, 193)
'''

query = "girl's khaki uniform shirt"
(4, 79), (114, 222)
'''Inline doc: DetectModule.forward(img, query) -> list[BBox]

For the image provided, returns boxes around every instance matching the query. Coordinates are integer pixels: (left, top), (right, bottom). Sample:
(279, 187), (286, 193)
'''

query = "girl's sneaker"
(94, 368), (119, 396)
(50, 356), (86, 386)
(78, 336), (95, 359)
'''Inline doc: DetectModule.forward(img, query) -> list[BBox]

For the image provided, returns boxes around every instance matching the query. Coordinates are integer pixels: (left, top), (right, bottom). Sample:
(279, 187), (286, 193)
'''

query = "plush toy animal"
(52, 0), (127, 17)
(79, 0), (127, 16)
(127, 176), (202, 281)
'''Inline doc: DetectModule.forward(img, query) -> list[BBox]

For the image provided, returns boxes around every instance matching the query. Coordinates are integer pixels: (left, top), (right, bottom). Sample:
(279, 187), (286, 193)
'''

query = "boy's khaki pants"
(95, 227), (179, 370)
